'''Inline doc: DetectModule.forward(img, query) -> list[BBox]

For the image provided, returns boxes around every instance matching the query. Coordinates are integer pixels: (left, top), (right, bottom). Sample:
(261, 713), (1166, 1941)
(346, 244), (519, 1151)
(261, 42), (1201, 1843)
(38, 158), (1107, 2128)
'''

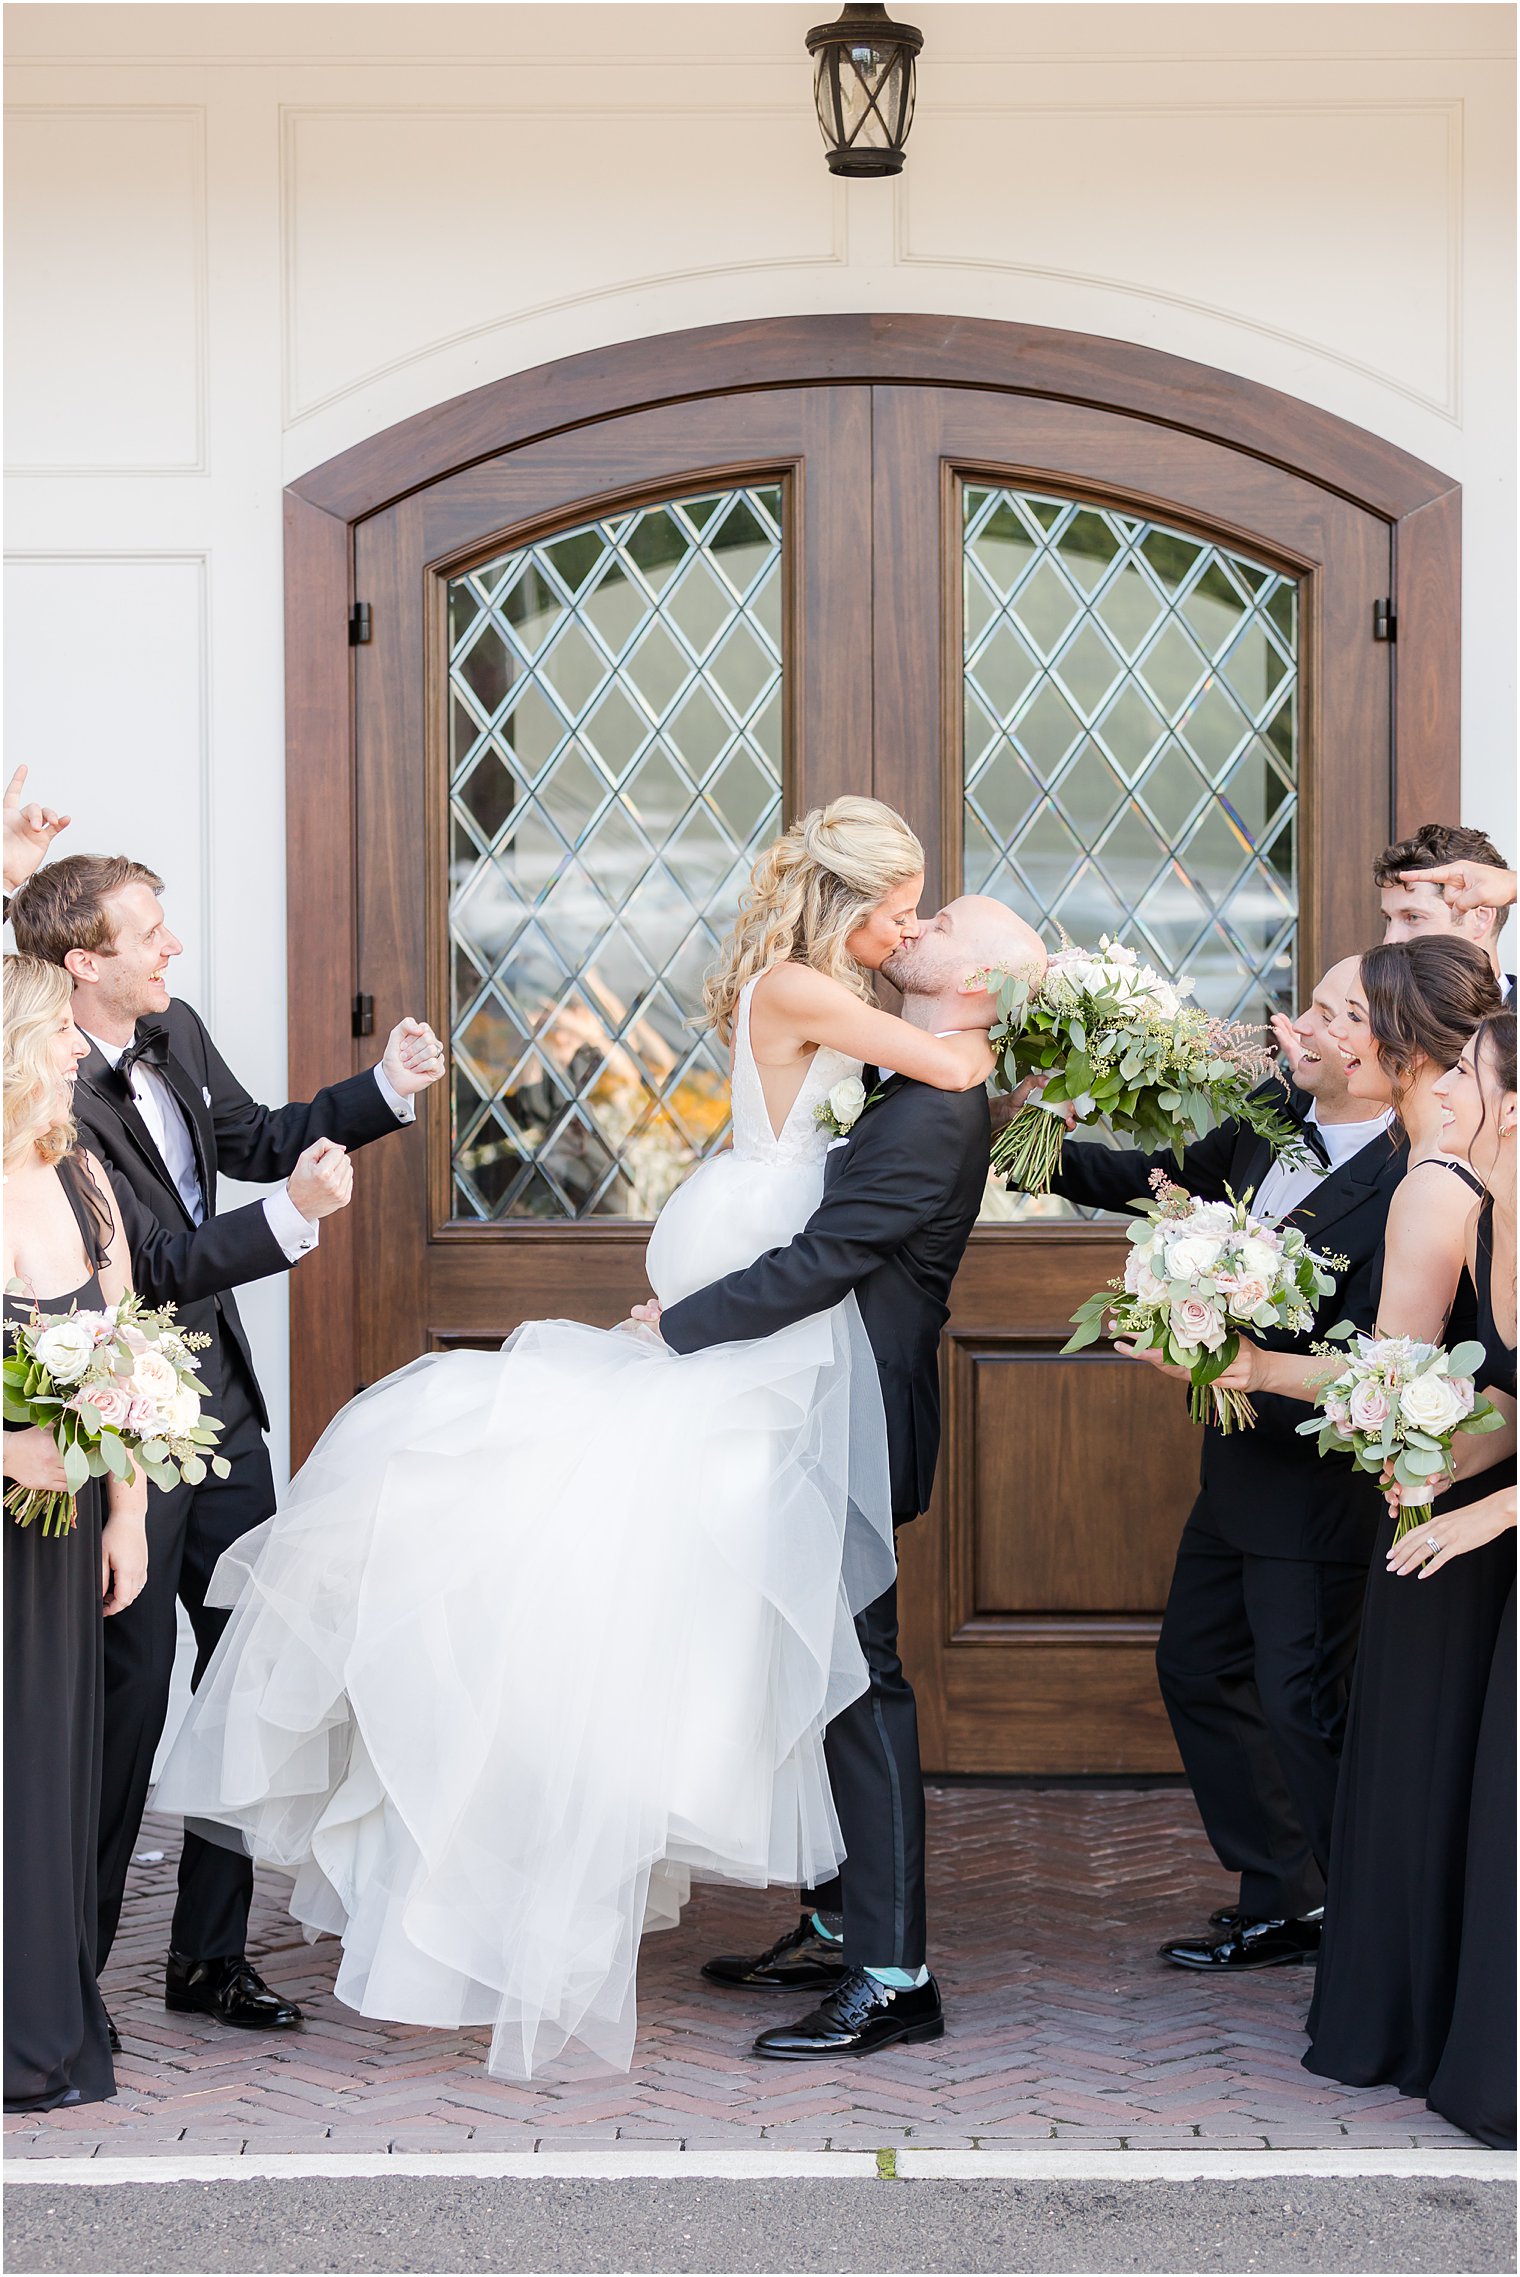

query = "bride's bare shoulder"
(751, 962), (852, 1015)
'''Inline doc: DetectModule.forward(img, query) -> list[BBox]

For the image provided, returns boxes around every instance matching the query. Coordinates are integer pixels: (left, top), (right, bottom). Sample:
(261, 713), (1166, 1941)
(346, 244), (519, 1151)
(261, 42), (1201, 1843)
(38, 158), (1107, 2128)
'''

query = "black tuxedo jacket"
(73, 998), (402, 1434)
(661, 1075), (992, 1521)
(1046, 1082), (1408, 1562)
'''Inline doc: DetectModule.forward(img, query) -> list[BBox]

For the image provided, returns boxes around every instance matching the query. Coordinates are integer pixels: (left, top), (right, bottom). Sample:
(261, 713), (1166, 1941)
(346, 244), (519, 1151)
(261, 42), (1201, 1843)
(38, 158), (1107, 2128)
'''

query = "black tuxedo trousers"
(663, 1076), (991, 1969)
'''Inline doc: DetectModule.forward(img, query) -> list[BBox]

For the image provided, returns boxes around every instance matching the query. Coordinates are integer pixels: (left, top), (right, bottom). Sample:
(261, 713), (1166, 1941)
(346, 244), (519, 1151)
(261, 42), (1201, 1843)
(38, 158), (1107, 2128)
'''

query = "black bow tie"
(118, 1028), (170, 1085)
(1299, 1120), (1331, 1169)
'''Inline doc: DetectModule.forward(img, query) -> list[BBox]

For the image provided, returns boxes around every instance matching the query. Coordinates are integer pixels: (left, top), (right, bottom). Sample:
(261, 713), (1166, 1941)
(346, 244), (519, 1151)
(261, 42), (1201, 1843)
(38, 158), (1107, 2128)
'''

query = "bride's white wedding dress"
(154, 979), (895, 2079)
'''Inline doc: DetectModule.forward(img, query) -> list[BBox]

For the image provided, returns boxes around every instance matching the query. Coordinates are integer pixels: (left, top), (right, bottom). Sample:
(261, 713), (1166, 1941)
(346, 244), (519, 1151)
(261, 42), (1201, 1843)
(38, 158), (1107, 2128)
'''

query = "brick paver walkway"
(5, 1788), (1470, 2159)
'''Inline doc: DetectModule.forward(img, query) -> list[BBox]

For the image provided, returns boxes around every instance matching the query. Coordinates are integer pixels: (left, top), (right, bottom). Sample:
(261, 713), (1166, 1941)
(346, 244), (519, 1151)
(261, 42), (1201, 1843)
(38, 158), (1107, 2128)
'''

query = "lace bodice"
(728, 975), (864, 1167)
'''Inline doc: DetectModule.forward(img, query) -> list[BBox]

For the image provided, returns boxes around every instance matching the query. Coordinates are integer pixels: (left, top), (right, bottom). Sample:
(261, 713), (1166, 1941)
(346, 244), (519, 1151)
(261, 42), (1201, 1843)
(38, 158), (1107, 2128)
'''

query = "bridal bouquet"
(2, 1293), (229, 1536)
(978, 936), (1306, 1195)
(1064, 1173), (1343, 1432)
(1296, 1330), (1506, 1539)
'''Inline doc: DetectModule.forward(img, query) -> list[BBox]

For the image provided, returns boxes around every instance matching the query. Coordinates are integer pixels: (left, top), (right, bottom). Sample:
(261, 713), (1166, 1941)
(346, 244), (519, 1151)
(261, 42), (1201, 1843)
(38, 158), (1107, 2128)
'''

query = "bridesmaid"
(1381, 1012), (1516, 2147)
(1300, 988), (1514, 2129)
(3, 955), (148, 2113)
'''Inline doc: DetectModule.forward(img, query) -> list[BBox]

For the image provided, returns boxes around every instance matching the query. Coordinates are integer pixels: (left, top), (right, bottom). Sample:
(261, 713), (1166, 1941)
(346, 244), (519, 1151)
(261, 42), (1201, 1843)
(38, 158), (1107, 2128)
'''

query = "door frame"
(284, 313), (1460, 1461)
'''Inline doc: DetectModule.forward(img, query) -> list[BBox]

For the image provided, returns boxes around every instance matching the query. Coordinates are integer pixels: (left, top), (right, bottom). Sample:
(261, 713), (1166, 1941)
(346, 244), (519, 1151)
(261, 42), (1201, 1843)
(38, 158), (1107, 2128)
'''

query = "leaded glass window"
(963, 486), (1299, 1222)
(447, 486), (783, 1221)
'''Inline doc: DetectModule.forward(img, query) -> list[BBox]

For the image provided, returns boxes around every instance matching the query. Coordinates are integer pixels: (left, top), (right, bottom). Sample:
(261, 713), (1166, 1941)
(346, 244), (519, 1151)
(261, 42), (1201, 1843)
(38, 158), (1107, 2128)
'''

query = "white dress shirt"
(1251, 1104), (1394, 1226)
(81, 1035), (413, 1264)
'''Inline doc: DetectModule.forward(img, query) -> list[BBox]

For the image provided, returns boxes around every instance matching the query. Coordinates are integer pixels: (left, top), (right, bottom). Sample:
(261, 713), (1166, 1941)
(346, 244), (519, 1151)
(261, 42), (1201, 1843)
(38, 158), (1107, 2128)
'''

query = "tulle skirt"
(153, 1148), (894, 2078)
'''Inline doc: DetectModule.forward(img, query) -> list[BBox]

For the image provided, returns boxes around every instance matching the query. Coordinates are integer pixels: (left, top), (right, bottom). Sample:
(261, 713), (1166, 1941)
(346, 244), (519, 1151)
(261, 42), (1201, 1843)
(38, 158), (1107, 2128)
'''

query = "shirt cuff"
(263, 1187), (320, 1263)
(373, 1062), (416, 1124)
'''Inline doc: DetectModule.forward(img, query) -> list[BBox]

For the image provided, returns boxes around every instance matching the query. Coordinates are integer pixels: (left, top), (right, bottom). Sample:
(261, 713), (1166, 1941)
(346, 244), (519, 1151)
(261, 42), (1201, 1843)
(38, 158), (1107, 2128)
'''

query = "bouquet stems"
(1190, 1383), (1257, 1434)
(4, 1482), (78, 1535)
(1390, 1496), (1434, 1546)
(990, 1101), (1068, 1195)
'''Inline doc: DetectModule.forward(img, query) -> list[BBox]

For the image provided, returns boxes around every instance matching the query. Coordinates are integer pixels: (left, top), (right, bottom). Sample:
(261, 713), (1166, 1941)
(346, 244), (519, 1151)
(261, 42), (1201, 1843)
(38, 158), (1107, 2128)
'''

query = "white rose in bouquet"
(32, 1318), (99, 1385)
(1236, 1237), (1281, 1280)
(1123, 1249), (1168, 1304)
(1164, 1234), (1224, 1281)
(163, 1385), (202, 1437)
(127, 1348), (180, 1405)
(1397, 1368), (1469, 1438)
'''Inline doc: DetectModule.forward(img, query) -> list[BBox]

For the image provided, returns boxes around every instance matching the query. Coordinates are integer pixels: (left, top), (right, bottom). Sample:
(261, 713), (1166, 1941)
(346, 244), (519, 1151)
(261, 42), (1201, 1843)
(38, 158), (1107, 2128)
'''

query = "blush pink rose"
(1349, 1378), (1393, 1434)
(73, 1383), (132, 1431)
(1173, 1297), (1226, 1351)
(1223, 1274), (1271, 1314)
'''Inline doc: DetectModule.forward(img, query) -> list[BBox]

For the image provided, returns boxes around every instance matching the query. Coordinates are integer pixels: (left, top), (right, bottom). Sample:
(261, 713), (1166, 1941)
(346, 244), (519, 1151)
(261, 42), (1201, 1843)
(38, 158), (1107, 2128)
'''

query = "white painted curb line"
(5, 2149), (1513, 2185)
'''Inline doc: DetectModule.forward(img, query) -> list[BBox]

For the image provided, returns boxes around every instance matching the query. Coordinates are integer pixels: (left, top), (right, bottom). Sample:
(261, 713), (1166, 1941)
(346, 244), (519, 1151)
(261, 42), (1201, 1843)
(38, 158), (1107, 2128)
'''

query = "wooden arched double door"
(287, 317), (1459, 1771)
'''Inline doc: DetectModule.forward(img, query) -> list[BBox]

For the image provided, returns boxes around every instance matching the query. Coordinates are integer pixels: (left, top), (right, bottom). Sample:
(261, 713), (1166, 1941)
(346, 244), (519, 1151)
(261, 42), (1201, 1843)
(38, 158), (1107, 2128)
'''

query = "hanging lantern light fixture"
(806, 2), (923, 178)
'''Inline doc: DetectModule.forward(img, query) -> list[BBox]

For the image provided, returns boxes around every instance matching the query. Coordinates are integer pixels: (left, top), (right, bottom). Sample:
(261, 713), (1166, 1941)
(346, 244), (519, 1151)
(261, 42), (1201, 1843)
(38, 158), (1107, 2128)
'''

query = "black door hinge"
(1373, 599), (1396, 642)
(349, 601), (372, 645)
(352, 992), (374, 1038)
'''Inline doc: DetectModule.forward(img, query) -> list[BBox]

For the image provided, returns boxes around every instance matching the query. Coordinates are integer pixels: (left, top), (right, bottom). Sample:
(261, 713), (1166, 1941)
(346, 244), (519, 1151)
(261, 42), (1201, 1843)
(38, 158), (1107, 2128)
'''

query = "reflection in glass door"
(962, 487), (1300, 1220)
(446, 487), (784, 1222)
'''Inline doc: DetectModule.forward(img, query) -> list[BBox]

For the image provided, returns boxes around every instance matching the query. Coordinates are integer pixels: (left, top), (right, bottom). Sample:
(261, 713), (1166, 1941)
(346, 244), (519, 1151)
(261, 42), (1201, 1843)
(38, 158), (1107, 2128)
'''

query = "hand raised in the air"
(3, 765), (70, 892)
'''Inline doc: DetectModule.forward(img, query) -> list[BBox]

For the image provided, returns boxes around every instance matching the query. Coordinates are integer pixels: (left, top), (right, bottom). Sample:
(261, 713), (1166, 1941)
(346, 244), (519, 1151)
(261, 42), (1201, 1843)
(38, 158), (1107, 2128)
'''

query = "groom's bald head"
(883, 894), (1046, 1015)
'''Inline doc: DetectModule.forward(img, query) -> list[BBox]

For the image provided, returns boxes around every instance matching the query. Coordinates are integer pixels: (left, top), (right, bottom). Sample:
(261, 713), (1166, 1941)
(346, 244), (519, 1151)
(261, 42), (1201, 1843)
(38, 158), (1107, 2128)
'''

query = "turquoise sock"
(810, 1912), (843, 1943)
(865, 1964), (929, 1990)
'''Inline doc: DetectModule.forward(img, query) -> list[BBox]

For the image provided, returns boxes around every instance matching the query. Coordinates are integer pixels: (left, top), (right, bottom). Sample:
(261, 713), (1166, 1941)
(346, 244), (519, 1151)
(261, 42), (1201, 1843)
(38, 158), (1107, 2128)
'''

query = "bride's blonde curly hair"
(703, 797), (924, 1041)
(4, 955), (77, 1171)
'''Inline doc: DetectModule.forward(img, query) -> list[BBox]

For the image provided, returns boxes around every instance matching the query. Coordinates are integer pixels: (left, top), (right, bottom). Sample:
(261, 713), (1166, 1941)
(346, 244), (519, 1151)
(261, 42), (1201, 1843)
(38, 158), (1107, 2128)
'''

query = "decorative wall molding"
(898, 98), (1464, 422)
(3, 106), (208, 475)
(279, 106), (846, 424)
(3, 551), (214, 1003)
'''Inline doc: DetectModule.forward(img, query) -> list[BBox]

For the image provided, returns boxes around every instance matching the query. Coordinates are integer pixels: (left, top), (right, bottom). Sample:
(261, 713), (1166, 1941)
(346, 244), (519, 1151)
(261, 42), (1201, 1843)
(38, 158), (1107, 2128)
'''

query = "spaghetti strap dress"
(1304, 1164), (1516, 2132)
(1426, 1197), (1516, 2148)
(3, 1155), (117, 2113)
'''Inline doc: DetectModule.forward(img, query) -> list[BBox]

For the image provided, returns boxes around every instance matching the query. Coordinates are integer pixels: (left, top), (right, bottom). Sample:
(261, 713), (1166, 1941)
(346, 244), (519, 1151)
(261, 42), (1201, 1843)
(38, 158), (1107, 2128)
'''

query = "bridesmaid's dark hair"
(1471, 1011), (1517, 1161)
(1359, 938), (1503, 1112)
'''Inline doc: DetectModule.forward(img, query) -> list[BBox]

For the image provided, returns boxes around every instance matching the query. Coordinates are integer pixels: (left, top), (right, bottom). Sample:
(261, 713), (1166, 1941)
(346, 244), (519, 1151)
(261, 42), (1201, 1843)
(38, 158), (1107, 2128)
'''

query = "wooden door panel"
(960, 1343), (1196, 1617)
(872, 383), (1391, 1772)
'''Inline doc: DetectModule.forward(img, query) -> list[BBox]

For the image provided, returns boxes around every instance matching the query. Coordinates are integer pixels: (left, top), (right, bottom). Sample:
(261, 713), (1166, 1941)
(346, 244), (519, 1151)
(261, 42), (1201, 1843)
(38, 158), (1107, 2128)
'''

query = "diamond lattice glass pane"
(964, 484), (1300, 1223)
(448, 485), (783, 1221)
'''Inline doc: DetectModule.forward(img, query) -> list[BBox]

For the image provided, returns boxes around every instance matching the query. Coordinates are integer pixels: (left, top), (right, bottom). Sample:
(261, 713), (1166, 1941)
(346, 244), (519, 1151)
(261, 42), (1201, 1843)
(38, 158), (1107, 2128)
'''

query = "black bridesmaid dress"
(1305, 1179), (1517, 2143)
(3, 1155), (117, 2113)
(1427, 1198), (1516, 2148)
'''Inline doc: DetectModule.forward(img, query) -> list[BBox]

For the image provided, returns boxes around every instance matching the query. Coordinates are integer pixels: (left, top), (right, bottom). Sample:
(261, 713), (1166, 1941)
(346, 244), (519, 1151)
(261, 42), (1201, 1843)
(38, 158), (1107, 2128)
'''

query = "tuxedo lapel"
(74, 1044), (194, 1225)
(1285, 1127), (1402, 1246)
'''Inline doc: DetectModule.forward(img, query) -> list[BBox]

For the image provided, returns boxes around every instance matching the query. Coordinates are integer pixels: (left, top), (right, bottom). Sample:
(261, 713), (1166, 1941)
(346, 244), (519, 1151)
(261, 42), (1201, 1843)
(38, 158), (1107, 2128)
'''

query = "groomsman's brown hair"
(10, 854), (166, 967)
(1373, 821), (1508, 885)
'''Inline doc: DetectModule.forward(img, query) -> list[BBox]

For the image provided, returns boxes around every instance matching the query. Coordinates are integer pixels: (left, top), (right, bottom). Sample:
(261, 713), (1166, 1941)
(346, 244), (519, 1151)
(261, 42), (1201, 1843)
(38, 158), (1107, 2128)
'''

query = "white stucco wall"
(6, 2), (1515, 1476)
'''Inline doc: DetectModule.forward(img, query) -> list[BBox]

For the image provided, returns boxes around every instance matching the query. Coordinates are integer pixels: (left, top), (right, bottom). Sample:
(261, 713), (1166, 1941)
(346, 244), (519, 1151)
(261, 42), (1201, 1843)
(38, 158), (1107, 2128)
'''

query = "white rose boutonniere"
(814, 1076), (881, 1141)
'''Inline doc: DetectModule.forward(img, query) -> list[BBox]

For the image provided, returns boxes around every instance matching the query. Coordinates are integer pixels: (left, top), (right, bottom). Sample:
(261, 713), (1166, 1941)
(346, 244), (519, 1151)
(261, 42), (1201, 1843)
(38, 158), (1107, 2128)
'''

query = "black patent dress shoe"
(753, 1968), (943, 2060)
(105, 2011), (122, 2054)
(165, 1952), (303, 2029)
(1208, 1907), (1244, 1931)
(1159, 1915), (1321, 1971)
(702, 1913), (850, 1993)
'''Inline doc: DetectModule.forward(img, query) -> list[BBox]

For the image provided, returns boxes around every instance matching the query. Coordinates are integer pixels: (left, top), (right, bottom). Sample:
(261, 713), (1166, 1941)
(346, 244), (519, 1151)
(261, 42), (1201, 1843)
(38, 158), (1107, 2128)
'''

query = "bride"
(155, 797), (1016, 2079)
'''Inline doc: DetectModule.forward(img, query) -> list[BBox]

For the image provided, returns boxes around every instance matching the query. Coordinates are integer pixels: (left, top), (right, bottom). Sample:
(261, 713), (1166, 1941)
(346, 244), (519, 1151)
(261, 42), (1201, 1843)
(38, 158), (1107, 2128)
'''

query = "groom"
(637, 894), (1045, 2059)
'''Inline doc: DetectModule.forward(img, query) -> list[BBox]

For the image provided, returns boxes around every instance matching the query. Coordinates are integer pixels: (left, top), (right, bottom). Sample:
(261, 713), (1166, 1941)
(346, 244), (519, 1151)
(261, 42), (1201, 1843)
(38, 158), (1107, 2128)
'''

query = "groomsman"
(1375, 823), (1515, 1000)
(1010, 959), (1404, 1970)
(10, 854), (444, 2033)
